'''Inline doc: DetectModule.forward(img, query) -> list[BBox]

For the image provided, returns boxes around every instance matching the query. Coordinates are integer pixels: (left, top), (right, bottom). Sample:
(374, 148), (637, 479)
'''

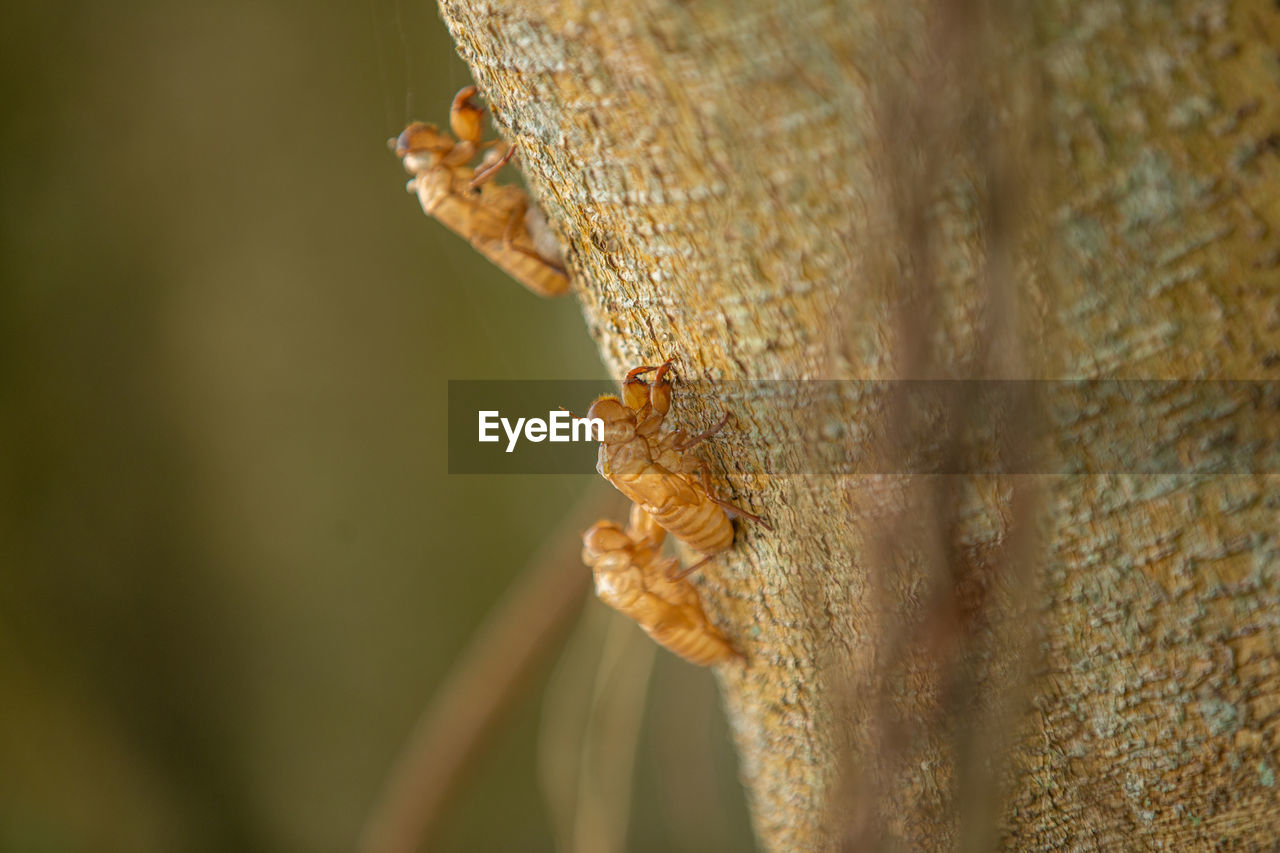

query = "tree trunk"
(436, 0), (1280, 849)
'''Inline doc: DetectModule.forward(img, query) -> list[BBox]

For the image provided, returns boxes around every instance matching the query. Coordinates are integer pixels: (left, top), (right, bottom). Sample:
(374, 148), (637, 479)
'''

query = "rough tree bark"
(436, 0), (1279, 849)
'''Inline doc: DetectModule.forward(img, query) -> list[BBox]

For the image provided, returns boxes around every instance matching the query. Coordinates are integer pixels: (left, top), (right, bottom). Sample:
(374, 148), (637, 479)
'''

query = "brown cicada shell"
(584, 360), (770, 557)
(393, 86), (569, 298)
(583, 504), (742, 666)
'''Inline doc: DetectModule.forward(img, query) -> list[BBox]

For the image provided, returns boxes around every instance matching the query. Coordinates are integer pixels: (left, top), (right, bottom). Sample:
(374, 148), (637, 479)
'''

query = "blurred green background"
(0, 1), (751, 851)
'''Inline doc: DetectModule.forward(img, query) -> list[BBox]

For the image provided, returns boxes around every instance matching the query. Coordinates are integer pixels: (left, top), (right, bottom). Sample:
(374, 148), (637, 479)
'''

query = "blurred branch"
(358, 482), (617, 853)
(569, 618), (655, 853)
(538, 606), (656, 853)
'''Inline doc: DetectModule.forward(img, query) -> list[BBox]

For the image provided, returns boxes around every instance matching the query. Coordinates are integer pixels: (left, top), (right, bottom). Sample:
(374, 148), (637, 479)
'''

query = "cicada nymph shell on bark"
(393, 86), (569, 297)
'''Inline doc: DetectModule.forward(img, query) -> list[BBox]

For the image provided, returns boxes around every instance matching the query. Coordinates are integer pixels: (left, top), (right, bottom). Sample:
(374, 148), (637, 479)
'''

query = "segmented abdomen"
(416, 178), (569, 297)
(647, 618), (738, 666)
(648, 491), (733, 554)
(603, 456), (736, 555)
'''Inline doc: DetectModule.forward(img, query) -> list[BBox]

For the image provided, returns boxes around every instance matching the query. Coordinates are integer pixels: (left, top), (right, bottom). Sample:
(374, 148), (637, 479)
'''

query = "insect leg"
(484, 192), (571, 282)
(627, 504), (667, 549)
(666, 553), (715, 581)
(449, 85), (484, 144)
(674, 411), (732, 450)
(694, 461), (773, 530)
(635, 360), (676, 434)
(648, 361), (675, 419)
(623, 365), (659, 419)
(624, 364), (659, 382)
(624, 360), (674, 386)
(469, 142), (516, 189)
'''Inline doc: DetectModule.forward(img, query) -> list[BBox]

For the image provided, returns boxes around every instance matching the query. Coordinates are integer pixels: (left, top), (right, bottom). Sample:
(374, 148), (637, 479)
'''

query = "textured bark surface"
(435, 0), (1280, 849)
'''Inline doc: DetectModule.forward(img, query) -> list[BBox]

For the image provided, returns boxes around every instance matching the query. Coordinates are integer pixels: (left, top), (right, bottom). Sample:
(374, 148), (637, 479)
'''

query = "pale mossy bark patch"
(434, 0), (1279, 849)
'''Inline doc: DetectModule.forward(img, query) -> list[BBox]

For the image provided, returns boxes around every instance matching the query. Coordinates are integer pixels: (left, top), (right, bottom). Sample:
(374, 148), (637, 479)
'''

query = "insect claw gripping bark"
(468, 143), (516, 189)
(582, 505), (743, 667)
(393, 86), (570, 298)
